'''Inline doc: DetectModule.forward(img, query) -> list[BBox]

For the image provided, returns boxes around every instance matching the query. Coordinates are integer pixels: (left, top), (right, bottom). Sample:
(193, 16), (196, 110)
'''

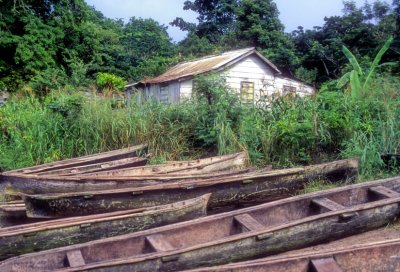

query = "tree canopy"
(0, 0), (398, 93)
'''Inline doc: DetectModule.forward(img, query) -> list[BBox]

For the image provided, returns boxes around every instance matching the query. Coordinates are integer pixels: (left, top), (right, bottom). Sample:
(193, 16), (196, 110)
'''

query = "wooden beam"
(311, 198), (344, 212)
(146, 234), (175, 252)
(369, 186), (400, 199)
(234, 213), (264, 232)
(310, 257), (343, 272)
(66, 250), (85, 268)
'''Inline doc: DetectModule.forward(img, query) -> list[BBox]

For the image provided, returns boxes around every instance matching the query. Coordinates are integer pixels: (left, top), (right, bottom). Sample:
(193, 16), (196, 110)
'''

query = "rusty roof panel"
(143, 47), (262, 84)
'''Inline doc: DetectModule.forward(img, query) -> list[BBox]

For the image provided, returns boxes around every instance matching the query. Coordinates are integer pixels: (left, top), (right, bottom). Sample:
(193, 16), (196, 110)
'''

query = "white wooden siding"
(137, 54), (315, 104)
(224, 55), (277, 103)
(274, 77), (315, 97)
(179, 79), (193, 100)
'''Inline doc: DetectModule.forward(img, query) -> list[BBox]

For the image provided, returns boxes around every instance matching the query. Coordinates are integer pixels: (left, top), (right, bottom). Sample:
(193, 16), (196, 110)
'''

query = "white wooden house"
(127, 47), (315, 104)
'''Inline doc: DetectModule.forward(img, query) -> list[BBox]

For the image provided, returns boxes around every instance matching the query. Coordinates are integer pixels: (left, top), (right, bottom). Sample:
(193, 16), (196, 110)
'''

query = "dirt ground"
(276, 219), (400, 256)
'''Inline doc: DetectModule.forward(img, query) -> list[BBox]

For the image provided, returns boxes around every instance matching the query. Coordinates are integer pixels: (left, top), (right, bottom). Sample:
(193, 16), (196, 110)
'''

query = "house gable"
(129, 48), (315, 104)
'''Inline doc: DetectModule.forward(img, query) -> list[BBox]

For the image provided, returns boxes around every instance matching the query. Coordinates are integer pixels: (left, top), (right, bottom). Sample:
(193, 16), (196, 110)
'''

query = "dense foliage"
(0, 0), (175, 93)
(1, 0), (398, 92)
(1, 73), (400, 180)
(0, 0), (399, 182)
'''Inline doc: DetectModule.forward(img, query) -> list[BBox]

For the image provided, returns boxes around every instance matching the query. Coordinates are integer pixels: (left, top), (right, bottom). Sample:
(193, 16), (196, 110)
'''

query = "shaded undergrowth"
(1, 75), (400, 182)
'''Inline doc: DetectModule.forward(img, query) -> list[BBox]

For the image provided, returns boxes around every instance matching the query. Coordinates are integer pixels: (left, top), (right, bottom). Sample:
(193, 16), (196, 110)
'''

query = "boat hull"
(2, 176), (399, 272)
(185, 238), (400, 271)
(0, 194), (210, 261)
(23, 159), (358, 218)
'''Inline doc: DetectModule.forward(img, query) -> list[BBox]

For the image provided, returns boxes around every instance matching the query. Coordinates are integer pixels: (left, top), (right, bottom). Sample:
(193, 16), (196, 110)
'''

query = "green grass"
(1, 74), (400, 182)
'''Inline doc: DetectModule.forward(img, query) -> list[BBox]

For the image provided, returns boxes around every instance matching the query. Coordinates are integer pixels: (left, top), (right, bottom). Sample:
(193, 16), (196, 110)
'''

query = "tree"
(292, 0), (398, 84)
(171, 0), (238, 43)
(173, 0), (298, 73)
(122, 17), (175, 80)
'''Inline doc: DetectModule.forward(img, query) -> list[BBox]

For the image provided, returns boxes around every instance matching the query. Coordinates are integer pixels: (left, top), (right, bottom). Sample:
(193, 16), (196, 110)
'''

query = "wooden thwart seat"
(66, 250), (85, 268)
(311, 198), (344, 212)
(310, 257), (343, 272)
(146, 234), (175, 252)
(234, 213), (264, 232)
(369, 186), (400, 198)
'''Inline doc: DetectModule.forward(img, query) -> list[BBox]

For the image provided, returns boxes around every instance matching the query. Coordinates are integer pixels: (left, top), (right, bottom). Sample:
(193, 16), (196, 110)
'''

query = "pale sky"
(85, 0), (392, 41)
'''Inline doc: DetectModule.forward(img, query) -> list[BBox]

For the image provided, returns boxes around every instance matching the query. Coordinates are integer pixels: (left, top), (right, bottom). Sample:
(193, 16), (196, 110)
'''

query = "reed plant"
(1, 74), (399, 182)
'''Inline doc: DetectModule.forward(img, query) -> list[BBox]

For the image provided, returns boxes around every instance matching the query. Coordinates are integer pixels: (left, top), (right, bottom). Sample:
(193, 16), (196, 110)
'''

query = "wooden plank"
(146, 234), (175, 252)
(369, 186), (400, 198)
(310, 257), (343, 272)
(234, 213), (264, 232)
(311, 198), (344, 212)
(66, 250), (85, 268)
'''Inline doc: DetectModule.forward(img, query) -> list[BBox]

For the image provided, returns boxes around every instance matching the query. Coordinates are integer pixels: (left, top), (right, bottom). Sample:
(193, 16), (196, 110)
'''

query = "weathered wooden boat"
(2, 152), (248, 195)
(0, 201), (25, 216)
(34, 156), (149, 176)
(0, 194), (209, 261)
(0, 201), (38, 227)
(185, 238), (400, 271)
(2, 173), (397, 272)
(2, 144), (147, 175)
(23, 159), (358, 218)
(85, 151), (248, 176)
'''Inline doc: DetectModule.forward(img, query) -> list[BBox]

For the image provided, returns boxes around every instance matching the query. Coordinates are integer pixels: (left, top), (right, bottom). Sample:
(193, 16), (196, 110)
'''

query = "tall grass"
(1, 74), (400, 180)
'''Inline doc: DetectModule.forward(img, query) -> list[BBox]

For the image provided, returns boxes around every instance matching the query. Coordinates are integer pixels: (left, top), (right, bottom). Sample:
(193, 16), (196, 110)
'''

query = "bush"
(95, 73), (127, 93)
(2, 73), (400, 181)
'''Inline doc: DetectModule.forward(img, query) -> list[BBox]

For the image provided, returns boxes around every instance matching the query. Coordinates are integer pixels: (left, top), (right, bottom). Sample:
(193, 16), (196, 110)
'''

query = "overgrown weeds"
(1, 74), (400, 182)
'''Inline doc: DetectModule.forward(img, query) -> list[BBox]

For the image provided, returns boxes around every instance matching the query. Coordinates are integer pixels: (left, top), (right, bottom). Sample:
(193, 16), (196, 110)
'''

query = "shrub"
(95, 73), (127, 93)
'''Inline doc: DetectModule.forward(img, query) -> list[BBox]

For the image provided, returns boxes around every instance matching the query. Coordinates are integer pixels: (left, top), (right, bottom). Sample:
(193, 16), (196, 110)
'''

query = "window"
(283, 85), (297, 97)
(240, 81), (254, 105)
(160, 85), (169, 104)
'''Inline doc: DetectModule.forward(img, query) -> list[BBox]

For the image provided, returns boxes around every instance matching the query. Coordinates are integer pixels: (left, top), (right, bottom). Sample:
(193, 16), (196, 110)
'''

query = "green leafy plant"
(338, 36), (394, 98)
(95, 73), (127, 93)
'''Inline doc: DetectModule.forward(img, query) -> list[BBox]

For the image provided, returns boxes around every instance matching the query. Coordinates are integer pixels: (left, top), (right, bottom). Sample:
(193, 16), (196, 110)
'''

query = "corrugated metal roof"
(140, 47), (281, 84)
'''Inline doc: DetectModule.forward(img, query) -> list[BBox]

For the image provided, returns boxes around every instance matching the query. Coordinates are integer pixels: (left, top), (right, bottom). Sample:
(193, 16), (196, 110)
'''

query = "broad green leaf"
(337, 71), (351, 88)
(342, 45), (363, 76)
(363, 36), (394, 89)
(350, 70), (361, 98)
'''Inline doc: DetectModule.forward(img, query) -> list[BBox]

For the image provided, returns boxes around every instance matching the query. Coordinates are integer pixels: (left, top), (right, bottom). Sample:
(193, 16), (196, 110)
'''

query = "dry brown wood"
(66, 250), (85, 268)
(369, 185), (400, 199)
(146, 234), (175, 252)
(233, 214), (264, 232)
(22, 159), (358, 218)
(1, 152), (248, 196)
(311, 198), (344, 212)
(2, 144), (147, 175)
(0, 194), (210, 261)
(86, 152), (248, 177)
(1, 175), (399, 272)
(184, 238), (400, 271)
(34, 156), (148, 176)
(310, 258), (343, 272)
(0, 203), (48, 228)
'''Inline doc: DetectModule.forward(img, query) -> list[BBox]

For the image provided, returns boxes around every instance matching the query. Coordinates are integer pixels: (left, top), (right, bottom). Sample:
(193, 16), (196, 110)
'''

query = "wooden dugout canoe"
(2, 152), (248, 195)
(185, 238), (400, 272)
(23, 159), (358, 218)
(85, 151), (248, 176)
(0, 201), (46, 227)
(2, 172), (397, 272)
(2, 144), (148, 175)
(0, 194), (210, 261)
(34, 156), (149, 177)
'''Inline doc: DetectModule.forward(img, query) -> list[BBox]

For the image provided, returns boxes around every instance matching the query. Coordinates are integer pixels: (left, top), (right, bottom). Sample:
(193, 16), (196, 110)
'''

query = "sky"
(85, 0), (392, 42)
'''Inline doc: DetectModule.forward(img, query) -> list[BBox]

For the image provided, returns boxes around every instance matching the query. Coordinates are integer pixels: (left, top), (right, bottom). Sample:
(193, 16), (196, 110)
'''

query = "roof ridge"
(176, 47), (255, 66)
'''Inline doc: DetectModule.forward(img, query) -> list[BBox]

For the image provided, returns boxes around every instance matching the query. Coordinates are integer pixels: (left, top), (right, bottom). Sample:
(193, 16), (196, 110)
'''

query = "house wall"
(179, 79), (193, 100)
(175, 55), (314, 104)
(134, 54), (314, 104)
(224, 55), (276, 103)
